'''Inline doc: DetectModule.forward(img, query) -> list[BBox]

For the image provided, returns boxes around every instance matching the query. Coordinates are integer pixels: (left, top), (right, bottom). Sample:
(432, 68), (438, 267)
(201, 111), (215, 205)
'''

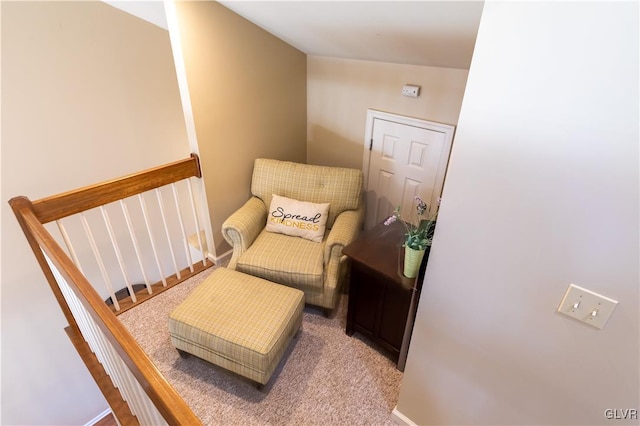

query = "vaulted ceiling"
(218, 1), (484, 69)
(104, 1), (484, 70)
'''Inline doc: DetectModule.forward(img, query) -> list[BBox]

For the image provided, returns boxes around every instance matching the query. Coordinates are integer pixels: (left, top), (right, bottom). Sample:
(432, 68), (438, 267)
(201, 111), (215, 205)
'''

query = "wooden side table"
(343, 220), (428, 371)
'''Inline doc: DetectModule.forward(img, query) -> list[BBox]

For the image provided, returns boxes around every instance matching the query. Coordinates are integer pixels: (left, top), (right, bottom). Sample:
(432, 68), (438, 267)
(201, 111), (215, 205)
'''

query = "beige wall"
(174, 2), (307, 256)
(307, 56), (469, 169)
(396, 1), (639, 424)
(1, 2), (189, 424)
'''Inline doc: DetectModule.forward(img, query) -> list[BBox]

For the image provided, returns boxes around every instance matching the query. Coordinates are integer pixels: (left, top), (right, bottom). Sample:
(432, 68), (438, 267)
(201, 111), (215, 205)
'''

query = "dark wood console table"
(343, 220), (429, 371)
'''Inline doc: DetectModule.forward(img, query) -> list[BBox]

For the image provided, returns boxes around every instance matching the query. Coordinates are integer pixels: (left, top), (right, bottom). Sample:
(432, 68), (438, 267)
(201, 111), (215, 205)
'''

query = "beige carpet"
(119, 266), (403, 425)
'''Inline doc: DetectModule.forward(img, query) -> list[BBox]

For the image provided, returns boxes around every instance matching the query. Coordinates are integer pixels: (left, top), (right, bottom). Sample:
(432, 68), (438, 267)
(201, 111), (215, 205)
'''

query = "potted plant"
(384, 196), (438, 278)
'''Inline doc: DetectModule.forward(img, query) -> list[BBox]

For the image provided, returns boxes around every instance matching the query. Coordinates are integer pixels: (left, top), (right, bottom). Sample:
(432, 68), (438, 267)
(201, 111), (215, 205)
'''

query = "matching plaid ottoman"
(168, 267), (304, 387)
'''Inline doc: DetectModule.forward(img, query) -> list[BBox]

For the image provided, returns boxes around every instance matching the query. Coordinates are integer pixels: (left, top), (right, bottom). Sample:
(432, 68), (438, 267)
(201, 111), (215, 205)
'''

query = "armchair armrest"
(222, 197), (267, 269)
(324, 204), (365, 263)
(320, 204), (365, 308)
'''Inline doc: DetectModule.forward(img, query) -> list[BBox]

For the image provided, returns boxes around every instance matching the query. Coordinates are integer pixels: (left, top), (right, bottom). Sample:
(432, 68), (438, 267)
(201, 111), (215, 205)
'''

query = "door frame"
(362, 109), (456, 218)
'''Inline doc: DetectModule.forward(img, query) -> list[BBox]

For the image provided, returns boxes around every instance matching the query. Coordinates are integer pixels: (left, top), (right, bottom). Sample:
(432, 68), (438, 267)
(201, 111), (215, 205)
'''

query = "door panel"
(365, 116), (452, 230)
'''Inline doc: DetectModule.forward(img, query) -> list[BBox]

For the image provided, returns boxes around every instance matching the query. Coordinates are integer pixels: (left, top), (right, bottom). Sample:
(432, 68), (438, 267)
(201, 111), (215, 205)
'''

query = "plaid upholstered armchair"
(222, 159), (365, 314)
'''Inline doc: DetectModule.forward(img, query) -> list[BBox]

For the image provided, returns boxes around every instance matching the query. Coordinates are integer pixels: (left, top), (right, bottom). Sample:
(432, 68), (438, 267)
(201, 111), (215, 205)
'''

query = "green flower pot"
(404, 246), (426, 278)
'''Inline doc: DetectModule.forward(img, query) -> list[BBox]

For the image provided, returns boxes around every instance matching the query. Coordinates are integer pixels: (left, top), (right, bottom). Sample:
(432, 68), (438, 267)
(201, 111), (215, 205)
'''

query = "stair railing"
(9, 155), (208, 425)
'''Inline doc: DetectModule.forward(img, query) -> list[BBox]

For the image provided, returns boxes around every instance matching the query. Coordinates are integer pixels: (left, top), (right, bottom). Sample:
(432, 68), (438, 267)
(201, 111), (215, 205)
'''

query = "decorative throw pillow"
(265, 194), (330, 243)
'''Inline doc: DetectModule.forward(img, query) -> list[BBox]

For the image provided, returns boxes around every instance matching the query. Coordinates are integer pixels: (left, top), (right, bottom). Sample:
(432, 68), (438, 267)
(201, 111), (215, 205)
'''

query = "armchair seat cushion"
(236, 229), (325, 291)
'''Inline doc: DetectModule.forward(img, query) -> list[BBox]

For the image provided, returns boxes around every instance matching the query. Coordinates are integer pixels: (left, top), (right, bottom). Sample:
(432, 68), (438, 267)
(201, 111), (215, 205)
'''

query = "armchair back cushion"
(251, 158), (363, 228)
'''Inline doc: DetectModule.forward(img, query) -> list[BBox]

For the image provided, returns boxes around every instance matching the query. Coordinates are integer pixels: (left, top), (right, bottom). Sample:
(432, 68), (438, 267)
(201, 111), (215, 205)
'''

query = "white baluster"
(120, 200), (152, 293)
(138, 194), (167, 286)
(155, 189), (180, 279)
(172, 183), (194, 272)
(80, 213), (119, 311)
(56, 220), (84, 274)
(100, 206), (137, 303)
(186, 179), (206, 266)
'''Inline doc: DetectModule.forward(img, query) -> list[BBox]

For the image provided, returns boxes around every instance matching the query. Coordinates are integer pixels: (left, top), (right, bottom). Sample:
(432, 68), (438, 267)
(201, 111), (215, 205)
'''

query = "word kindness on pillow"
(265, 194), (329, 243)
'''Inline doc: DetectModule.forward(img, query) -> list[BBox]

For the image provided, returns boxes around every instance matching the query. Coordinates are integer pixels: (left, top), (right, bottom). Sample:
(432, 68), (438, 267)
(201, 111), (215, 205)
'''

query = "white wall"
(396, 1), (639, 425)
(1, 2), (189, 424)
(307, 56), (468, 169)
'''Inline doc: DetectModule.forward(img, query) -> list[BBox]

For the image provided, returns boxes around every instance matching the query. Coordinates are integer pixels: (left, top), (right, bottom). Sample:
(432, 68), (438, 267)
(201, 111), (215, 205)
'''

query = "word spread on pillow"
(265, 194), (329, 243)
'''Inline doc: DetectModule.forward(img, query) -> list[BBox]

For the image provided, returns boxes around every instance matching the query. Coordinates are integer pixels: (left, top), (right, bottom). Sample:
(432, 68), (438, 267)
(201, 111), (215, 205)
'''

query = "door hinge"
(369, 139), (373, 150)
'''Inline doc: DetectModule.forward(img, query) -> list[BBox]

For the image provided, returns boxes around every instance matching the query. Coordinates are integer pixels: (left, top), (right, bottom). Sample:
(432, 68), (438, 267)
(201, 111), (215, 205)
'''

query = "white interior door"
(363, 110), (455, 230)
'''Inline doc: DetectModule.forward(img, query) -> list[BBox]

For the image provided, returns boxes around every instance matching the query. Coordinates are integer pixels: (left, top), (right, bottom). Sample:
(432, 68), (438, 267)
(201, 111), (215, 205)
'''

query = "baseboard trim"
(391, 406), (417, 426)
(211, 248), (232, 265)
(85, 408), (113, 426)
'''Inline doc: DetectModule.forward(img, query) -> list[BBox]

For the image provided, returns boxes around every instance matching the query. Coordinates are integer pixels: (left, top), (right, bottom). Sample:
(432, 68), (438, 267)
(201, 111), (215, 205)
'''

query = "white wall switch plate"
(557, 283), (618, 329)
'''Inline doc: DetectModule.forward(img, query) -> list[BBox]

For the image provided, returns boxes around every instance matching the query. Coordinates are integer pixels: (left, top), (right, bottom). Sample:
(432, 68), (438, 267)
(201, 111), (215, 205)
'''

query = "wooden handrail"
(8, 155), (205, 425)
(10, 196), (81, 336)
(31, 153), (201, 224)
(12, 200), (201, 424)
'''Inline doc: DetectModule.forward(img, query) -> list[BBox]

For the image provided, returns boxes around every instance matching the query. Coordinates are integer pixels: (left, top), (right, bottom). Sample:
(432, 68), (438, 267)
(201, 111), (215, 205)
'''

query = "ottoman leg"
(255, 382), (264, 391)
(177, 349), (190, 359)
